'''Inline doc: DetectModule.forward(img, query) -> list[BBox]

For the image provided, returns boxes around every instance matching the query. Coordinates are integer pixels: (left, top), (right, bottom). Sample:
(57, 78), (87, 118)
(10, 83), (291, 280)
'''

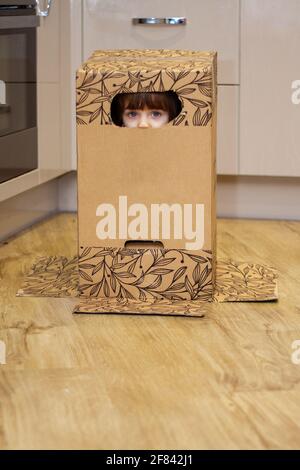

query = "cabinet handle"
(36, 0), (52, 17)
(132, 17), (187, 26)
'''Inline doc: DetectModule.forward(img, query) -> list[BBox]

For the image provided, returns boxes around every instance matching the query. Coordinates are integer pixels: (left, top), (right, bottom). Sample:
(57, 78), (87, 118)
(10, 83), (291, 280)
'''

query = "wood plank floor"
(0, 213), (300, 449)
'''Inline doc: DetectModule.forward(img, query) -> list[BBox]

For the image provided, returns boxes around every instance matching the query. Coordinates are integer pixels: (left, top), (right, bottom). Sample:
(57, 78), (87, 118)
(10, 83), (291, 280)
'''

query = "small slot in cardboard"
(124, 240), (164, 249)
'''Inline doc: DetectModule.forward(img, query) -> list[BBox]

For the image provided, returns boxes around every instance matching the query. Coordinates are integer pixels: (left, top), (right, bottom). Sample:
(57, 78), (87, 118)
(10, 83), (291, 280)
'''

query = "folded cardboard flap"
(16, 256), (278, 317)
(76, 49), (217, 305)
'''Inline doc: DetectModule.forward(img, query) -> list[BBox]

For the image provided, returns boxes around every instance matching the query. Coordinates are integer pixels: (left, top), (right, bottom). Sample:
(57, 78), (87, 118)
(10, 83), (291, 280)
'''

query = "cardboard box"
(76, 49), (217, 303)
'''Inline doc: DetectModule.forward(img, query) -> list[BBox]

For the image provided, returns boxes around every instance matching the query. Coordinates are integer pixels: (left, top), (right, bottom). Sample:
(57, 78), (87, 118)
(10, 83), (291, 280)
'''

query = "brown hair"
(111, 91), (182, 126)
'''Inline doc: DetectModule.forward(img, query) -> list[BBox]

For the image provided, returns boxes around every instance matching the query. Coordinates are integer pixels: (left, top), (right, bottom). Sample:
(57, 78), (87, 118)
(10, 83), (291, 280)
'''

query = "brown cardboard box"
(76, 49), (217, 303)
(16, 50), (278, 317)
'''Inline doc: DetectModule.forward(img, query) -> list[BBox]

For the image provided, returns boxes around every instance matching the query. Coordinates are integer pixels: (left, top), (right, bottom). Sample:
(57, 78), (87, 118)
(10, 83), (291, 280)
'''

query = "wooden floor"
(0, 212), (300, 450)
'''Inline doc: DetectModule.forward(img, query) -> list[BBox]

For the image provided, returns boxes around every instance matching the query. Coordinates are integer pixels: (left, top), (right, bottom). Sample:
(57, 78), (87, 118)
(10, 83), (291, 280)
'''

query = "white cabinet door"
(217, 86), (239, 175)
(37, 0), (80, 181)
(83, 0), (240, 85)
(37, 0), (61, 182)
(240, 0), (300, 176)
(83, 0), (240, 175)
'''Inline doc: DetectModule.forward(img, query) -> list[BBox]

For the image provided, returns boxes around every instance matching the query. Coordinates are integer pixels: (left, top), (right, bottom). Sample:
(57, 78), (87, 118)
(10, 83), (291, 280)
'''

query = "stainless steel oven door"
(0, 1), (36, 6)
(0, 14), (39, 183)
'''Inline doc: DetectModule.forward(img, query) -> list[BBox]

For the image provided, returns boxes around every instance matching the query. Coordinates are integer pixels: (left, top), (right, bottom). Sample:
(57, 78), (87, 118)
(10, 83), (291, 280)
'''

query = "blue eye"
(127, 111), (138, 118)
(151, 111), (161, 118)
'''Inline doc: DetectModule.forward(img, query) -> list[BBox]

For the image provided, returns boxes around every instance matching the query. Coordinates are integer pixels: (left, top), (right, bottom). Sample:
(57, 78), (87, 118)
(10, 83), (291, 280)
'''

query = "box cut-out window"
(110, 91), (182, 127)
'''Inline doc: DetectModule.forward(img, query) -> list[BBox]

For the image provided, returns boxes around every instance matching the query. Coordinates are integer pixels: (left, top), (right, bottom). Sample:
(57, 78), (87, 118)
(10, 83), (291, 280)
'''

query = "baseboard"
(217, 175), (300, 220)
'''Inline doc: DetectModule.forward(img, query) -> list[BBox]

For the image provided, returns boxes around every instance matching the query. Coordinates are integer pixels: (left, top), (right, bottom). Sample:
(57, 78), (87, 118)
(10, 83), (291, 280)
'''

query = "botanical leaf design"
(176, 70), (191, 81)
(17, 254), (278, 306)
(147, 276), (162, 290)
(92, 260), (104, 275)
(110, 273), (117, 292)
(139, 289), (147, 302)
(115, 272), (136, 279)
(184, 275), (194, 299)
(193, 107), (202, 126)
(79, 270), (94, 282)
(213, 260), (278, 301)
(198, 265), (210, 285)
(165, 70), (177, 81)
(187, 98), (208, 108)
(78, 263), (95, 269)
(128, 258), (138, 273)
(166, 282), (185, 292)
(133, 271), (145, 286)
(80, 247), (92, 257)
(176, 87), (196, 95)
(155, 257), (176, 266)
(200, 110), (212, 126)
(77, 247), (213, 301)
(196, 84), (212, 97)
(103, 278), (110, 297)
(76, 117), (86, 125)
(172, 113), (186, 126)
(192, 263), (202, 284)
(77, 91), (89, 105)
(110, 72), (126, 79)
(121, 286), (135, 300)
(90, 281), (101, 296)
(92, 96), (109, 103)
(148, 268), (173, 276)
(76, 50), (215, 127)
(77, 111), (93, 117)
(187, 253), (211, 263)
(172, 266), (187, 283)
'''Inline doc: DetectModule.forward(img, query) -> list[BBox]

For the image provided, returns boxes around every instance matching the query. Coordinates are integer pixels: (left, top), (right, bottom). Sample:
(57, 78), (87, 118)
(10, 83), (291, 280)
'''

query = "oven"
(0, 1), (39, 184)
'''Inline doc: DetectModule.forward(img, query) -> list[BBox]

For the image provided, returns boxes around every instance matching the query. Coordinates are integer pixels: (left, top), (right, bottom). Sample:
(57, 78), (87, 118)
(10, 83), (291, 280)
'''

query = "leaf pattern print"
(76, 49), (216, 127)
(17, 255), (278, 314)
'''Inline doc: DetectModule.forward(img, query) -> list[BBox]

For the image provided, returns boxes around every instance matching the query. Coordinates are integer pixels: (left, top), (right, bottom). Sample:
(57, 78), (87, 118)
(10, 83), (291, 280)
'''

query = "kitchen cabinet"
(83, 0), (240, 85)
(83, 0), (240, 175)
(2, 0), (299, 208)
(38, 0), (80, 182)
(240, 0), (300, 176)
(0, 0), (79, 203)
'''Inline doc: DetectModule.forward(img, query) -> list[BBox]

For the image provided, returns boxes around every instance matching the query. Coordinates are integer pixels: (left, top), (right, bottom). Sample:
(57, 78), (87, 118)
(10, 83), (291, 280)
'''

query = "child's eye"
(151, 111), (162, 118)
(126, 111), (138, 118)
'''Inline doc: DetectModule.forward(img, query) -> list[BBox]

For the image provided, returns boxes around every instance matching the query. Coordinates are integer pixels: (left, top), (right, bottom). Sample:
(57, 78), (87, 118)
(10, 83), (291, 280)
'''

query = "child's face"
(122, 107), (169, 128)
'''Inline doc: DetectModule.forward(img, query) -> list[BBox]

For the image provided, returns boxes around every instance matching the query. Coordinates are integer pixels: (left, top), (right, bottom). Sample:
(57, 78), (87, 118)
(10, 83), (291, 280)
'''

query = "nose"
(138, 114), (149, 128)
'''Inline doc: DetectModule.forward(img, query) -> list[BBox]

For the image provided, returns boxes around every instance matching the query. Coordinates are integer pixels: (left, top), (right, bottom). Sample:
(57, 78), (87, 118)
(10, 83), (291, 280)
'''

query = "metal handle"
(36, 0), (52, 17)
(132, 17), (187, 26)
